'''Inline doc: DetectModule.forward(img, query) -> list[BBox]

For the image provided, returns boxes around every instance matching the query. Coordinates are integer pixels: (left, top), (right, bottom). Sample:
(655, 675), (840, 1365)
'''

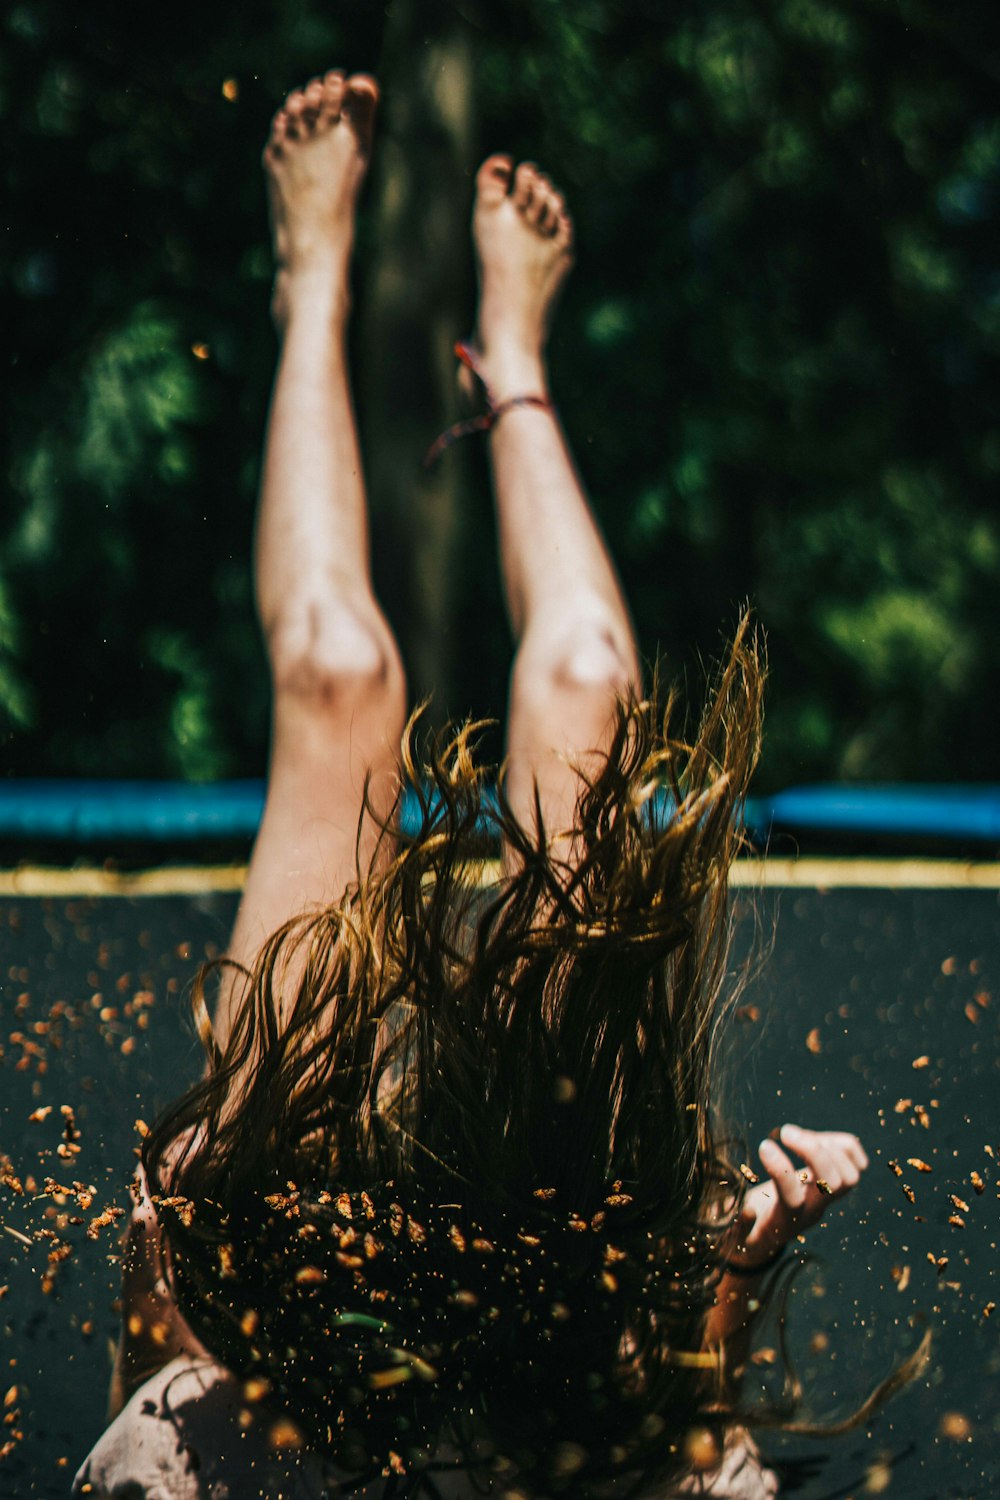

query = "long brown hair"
(143, 614), (921, 1496)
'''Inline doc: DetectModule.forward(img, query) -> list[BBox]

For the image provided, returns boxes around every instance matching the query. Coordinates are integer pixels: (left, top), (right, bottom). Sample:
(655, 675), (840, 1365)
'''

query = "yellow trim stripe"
(0, 866), (249, 897)
(731, 857), (1000, 889)
(0, 857), (995, 898)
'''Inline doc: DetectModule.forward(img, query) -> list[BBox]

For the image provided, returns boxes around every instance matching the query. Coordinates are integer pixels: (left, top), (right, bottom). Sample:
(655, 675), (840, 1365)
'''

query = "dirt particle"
(939, 1410), (972, 1441)
(550, 1442), (587, 1478)
(683, 1427), (721, 1472)
(294, 1265), (325, 1286)
(268, 1417), (305, 1450)
(865, 1457), (893, 1493)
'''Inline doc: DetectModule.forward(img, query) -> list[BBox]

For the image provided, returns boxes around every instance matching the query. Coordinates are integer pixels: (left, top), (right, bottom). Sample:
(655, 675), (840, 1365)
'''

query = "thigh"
(215, 679), (406, 1051)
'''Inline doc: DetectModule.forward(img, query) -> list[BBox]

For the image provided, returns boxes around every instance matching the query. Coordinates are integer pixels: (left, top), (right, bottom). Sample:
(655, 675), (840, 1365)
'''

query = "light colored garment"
(73, 1355), (779, 1500)
(73, 1355), (361, 1500)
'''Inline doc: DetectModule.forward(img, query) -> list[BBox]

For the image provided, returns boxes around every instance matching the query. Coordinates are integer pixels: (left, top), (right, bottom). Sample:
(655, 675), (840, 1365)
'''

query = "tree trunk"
(359, 2), (477, 726)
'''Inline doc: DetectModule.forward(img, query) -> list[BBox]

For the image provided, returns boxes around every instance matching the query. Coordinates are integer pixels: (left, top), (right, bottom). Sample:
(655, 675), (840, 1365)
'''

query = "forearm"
(706, 1267), (764, 1343)
(108, 1167), (209, 1422)
(703, 1266), (769, 1404)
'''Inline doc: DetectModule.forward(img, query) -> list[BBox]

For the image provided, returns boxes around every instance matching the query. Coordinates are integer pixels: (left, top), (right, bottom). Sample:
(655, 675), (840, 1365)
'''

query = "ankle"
(476, 342), (549, 404)
(273, 268), (351, 336)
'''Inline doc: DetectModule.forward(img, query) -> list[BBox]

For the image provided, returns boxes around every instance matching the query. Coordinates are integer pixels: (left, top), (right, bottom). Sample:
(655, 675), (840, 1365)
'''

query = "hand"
(726, 1124), (869, 1271)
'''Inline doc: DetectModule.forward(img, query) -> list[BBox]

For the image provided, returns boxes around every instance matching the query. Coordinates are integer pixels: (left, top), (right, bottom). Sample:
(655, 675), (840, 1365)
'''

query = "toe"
(512, 161), (537, 213)
(525, 173), (552, 229)
(344, 74), (379, 150)
(268, 109), (288, 153)
(545, 190), (566, 235)
(554, 208), (574, 252)
(302, 77), (324, 124)
(322, 69), (346, 121)
(284, 89), (306, 138)
(476, 154), (514, 204)
(535, 182), (560, 235)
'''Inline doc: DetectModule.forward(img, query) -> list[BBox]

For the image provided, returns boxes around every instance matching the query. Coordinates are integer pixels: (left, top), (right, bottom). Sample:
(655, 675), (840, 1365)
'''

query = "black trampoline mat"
(0, 877), (998, 1498)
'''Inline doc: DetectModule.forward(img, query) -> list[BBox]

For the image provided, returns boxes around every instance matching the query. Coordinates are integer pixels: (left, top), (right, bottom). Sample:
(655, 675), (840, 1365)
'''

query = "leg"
(470, 158), (641, 852)
(110, 74), (405, 1418)
(216, 70), (406, 1050)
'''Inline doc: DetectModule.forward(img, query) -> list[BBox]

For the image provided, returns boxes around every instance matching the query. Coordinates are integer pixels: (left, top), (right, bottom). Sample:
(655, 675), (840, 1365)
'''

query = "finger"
(830, 1132), (869, 1171)
(831, 1137), (863, 1186)
(821, 1141), (860, 1194)
(739, 1179), (776, 1233)
(787, 1125), (868, 1173)
(758, 1137), (808, 1212)
(838, 1160), (860, 1191)
(786, 1126), (866, 1192)
(779, 1124), (843, 1194)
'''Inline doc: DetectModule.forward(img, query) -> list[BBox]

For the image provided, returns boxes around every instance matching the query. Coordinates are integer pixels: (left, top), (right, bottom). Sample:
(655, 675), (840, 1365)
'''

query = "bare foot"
(262, 70), (379, 331)
(470, 155), (575, 403)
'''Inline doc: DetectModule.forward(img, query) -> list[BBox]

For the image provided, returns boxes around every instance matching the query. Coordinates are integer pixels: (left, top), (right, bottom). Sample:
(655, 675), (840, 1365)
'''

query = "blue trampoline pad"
(0, 780), (998, 847)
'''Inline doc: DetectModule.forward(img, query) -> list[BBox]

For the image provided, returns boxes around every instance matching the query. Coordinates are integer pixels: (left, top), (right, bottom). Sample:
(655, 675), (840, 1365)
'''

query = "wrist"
(720, 1242), (788, 1278)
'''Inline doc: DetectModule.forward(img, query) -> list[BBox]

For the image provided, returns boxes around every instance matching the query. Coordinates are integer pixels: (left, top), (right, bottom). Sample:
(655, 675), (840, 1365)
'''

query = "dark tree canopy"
(2, 0), (998, 790)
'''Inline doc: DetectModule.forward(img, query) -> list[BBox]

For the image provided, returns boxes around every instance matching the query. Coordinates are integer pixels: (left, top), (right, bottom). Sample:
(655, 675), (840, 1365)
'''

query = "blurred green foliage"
(1, 0), (997, 788)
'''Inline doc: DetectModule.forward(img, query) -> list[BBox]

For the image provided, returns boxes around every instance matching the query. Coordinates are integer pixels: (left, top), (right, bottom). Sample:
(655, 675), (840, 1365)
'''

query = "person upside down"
(73, 68), (903, 1500)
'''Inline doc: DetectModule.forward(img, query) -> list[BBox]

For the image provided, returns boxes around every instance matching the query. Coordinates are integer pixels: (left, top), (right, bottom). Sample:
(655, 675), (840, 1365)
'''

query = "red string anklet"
(423, 340), (553, 468)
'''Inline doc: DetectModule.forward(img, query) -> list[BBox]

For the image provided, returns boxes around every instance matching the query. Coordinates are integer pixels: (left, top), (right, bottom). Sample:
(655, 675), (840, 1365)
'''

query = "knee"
(269, 601), (406, 722)
(553, 629), (635, 694)
(518, 617), (637, 701)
